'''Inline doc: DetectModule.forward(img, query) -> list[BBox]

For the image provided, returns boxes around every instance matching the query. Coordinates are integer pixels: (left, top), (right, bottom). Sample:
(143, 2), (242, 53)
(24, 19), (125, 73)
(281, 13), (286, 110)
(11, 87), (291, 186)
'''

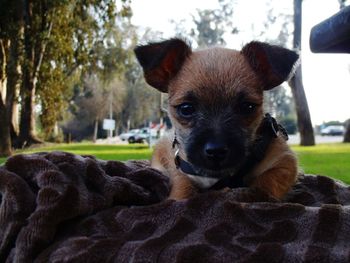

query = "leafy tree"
(121, 63), (160, 132)
(191, 9), (227, 47)
(264, 87), (295, 116)
(0, 0), (23, 155)
(172, 0), (297, 134)
(62, 74), (126, 141)
(33, 0), (131, 144)
(322, 120), (345, 126)
(250, 0), (313, 143)
(256, 4), (298, 134)
(39, 7), (132, 141)
(172, 0), (237, 48)
(117, 28), (167, 133)
(250, 0), (315, 143)
(0, 0), (132, 154)
(58, 21), (165, 142)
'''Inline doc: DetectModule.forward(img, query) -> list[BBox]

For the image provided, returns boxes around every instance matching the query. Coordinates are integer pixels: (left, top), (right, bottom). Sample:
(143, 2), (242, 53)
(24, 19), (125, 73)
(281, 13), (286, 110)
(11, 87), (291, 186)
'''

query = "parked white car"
(119, 128), (151, 143)
(320, 125), (345, 136)
(134, 128), (152, 143)
(119, 129), (141, 143)
(119, 125), (166, 144)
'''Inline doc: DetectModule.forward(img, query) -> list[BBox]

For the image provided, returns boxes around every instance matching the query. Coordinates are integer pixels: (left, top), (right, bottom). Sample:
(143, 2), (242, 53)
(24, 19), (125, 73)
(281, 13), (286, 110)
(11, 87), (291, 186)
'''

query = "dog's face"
(135, 39), (298, 178)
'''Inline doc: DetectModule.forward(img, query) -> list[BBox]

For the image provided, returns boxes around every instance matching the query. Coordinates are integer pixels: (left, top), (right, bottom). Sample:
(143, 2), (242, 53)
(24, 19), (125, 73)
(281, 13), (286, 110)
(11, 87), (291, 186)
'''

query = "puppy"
(134, 38), (299, 200)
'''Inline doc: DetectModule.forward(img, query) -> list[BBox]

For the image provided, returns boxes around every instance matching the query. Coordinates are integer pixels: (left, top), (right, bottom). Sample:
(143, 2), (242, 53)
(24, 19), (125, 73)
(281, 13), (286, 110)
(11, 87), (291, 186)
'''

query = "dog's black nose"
(204, 141), (229, 162)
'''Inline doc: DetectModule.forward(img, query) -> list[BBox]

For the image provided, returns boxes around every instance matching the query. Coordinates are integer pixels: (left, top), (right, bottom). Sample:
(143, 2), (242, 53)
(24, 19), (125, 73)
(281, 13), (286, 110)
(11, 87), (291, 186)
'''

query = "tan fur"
(152, 135), (196, 199)
(247, 136), (298, 199)
(152, 134), (298, 200)
(147, 45), (298, 200)
(169, 49), (263, 107)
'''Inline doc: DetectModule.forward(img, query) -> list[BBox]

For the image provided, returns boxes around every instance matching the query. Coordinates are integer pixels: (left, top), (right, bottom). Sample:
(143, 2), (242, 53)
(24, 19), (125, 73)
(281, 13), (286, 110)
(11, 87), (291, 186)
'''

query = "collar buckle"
(264, 113), (279, 138)
(174, 149), (180, 168)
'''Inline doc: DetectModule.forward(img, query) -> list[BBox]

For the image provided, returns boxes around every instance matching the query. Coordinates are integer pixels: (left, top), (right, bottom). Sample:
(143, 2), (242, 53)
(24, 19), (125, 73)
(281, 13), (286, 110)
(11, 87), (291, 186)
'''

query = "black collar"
(173, 113), (288, 190)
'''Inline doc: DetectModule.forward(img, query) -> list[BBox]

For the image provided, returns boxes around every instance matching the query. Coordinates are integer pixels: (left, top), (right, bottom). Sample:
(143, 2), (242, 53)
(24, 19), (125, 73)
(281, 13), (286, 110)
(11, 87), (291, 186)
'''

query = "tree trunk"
(93, 119), (98, 142)
(17, 0), (36, 147)
(0, 105), (12, 157)
(10, 87), (20, 139)
(0, 83), (12, 156)
(0, 40), (12, 156)
(289, 66), (315, 145)
(343, 119), (350, 142)
(338, 0), (349, 143)
(19, 80), (41, 147)
(290, 0), (315, 146)
(6, 32), (22, 146)
(0, 39), (7, 102)
(18, 0), (51, 147)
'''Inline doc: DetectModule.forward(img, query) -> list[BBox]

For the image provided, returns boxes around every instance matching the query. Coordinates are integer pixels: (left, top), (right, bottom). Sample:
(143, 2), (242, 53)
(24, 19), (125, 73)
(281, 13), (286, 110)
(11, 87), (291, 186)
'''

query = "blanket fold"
(0, 151), (349, 262)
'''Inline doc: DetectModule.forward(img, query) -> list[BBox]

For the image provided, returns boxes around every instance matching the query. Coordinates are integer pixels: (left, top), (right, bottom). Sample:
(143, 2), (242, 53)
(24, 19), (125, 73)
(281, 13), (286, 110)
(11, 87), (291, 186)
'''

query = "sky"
(130, 0), (350, 125)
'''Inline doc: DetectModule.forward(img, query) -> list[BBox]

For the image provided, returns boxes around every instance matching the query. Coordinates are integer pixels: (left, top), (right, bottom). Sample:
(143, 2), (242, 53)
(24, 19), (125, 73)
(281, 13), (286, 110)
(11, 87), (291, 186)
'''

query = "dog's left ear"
(134, 38), (192, 93)
(241, 41), (299, 90)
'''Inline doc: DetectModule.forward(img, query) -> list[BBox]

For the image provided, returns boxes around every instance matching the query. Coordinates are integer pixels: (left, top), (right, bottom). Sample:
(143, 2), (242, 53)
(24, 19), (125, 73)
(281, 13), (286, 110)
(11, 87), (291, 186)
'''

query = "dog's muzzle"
(172, 113), (288, 191)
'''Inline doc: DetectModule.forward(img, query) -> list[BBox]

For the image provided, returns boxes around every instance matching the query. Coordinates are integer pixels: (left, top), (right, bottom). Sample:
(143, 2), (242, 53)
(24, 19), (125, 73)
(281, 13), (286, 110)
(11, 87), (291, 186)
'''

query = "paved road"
(102, 134), (344, 146)
(288, 134), (344, 145)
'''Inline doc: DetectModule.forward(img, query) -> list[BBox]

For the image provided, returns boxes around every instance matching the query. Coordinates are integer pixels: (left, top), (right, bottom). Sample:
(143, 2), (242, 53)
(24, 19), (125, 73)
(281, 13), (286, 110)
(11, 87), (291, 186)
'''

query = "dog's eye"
(177, 103), (195, 118)
(240, 102), (257, 114)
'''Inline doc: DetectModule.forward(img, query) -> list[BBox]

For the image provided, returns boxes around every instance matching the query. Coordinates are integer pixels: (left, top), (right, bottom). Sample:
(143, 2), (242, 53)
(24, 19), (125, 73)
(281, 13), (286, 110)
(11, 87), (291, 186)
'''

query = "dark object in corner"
(310, 5), (350, 53)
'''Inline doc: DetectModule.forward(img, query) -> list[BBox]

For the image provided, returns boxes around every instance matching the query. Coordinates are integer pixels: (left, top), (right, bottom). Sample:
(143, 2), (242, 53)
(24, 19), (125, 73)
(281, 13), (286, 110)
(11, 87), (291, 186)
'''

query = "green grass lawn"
(0, 143), (153, 164)
(291, 143), (350, 184)
(1, 142), (350, 184)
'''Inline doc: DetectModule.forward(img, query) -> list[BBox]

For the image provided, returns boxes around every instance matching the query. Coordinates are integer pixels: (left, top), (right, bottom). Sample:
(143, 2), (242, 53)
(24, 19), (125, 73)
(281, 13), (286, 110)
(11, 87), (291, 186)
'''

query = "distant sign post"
(103, 119), (115, 138)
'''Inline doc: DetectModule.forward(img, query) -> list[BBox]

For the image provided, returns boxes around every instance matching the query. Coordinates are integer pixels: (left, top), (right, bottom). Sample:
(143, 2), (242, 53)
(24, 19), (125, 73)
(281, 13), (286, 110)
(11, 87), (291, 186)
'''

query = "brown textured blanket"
(1, 152), (350, 263)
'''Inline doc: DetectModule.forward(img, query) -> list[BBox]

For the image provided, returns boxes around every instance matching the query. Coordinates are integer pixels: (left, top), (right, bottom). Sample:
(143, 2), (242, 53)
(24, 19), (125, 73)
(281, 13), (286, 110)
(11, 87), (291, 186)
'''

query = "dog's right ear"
(134, 38), (192, 93)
